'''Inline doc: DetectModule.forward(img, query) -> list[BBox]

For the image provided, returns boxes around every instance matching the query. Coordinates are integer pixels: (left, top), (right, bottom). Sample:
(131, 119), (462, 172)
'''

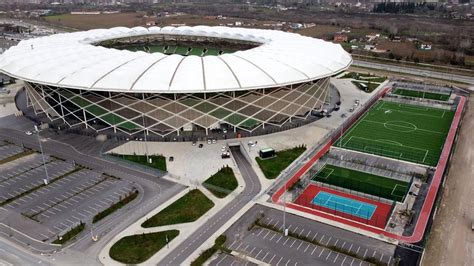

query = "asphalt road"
(353, 60), (474, 85)
(159, 146), (262, 265)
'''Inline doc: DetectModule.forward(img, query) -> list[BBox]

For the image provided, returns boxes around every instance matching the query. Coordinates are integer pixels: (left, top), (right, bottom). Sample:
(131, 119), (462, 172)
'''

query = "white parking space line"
(270, 232), (277, 241)
(283, 238), (290, 245)
(256, 229), (264, 237)
(262, 230), (271, 239)
(311, 246), (317, 255)
(326, 250), (332, 260)
(234, 242), (243, 251)
(255, 249), (263, 259)
(341, 255), (347, 265)
(276, 257), (283, 266)
(228, 240), (237, 249)
(262, 252), (269, 261)
(299, 228), (304, 236)
(268, 255), (276, 264)
(289, 239), (297, 248)
(319, 248), (325, 257)
(276, 235), (283, 243)
(296, 241), (303, 250)
(304, 243), (310, 253)
(333, 253), (340, 263)
(249, 247), (256, 255)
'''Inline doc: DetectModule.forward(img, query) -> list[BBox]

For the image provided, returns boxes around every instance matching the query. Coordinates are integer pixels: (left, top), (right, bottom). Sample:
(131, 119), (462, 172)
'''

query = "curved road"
(159, 146), (262, 265)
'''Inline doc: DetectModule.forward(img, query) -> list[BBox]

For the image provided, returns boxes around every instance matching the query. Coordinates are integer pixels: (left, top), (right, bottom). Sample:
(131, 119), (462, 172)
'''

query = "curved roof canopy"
(0, 26), (352, 93)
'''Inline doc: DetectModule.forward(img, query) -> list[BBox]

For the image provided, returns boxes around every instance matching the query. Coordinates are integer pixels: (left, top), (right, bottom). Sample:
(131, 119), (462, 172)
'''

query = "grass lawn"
(203, 166), (238, 198)
(111, 153), (167, 172)
(142, 189), (214, 228)
(352, 81), (380, 93)
(256, 146), (306, 179)
(391, 88), (450, 101)
(52, 222), (85, 245)
(109, 230), (179, 264)
(312, 165), (410, 202)
(335, 101), (454, 166)
(341, 72), (387, 82)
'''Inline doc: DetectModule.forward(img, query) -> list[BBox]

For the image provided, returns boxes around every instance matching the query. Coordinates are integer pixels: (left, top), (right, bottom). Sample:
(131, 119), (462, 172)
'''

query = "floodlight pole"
(423, 73), (427, 99)
(282, 170), (288, 236)
(35, 125), (49, 185)
(142, 114), (149, 163)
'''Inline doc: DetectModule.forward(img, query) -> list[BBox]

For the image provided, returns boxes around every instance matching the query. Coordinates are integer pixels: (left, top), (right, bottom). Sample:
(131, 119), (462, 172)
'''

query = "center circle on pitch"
(384, 121), (417, 132)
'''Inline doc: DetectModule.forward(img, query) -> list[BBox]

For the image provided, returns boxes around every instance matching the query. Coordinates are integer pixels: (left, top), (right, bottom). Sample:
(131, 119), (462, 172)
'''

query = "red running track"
(272, 95), (466, 244)
(294, 184), (392, 229)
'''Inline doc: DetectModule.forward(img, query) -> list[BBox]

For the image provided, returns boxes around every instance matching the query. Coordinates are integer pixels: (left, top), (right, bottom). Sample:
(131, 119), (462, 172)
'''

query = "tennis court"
(312, 191), (376, 220)
(294, 185), (392, 228)
(392, 88), (450, 101)
(312, 165), (409, 202)
(335, 100), (454, 166)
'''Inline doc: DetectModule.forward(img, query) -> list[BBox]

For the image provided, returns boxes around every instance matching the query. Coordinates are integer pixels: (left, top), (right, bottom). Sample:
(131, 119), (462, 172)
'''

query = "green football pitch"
(335, 101), (454, 166)
(392, 88), (450, 101)
(312, 164), (410, 202)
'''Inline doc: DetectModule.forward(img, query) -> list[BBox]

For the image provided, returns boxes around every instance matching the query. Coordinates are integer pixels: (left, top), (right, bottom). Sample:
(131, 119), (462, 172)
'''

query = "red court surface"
(271, 93), (466, 244)
(294, 184), (392, 229)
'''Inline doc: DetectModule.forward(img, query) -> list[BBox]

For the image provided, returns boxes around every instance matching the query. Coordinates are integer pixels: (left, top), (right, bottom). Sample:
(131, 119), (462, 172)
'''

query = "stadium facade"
(0, 26), (352, 138)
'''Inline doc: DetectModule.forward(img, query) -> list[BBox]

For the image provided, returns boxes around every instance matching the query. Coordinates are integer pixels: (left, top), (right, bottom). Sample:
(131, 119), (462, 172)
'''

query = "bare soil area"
(423, 95), (474, 266)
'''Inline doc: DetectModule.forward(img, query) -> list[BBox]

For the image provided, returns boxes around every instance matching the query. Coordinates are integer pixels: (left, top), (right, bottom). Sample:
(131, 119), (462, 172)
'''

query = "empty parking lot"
(215, 204), (397, 266)
(0, 142), (137, 243)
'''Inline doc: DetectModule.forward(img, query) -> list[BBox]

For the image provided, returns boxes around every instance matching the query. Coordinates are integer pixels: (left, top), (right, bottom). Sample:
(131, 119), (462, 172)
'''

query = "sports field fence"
(311, 181), (394, 205)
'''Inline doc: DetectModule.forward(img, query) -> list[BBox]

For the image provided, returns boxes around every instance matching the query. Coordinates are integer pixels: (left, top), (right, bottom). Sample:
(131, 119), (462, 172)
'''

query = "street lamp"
(34, 124), (50, 185)
(142, 114), (150, 164)
(282, 170), (288, 236)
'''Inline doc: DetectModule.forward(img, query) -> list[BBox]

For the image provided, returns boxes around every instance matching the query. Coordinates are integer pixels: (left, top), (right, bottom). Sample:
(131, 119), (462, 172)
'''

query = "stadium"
(0, 26), (352, 139)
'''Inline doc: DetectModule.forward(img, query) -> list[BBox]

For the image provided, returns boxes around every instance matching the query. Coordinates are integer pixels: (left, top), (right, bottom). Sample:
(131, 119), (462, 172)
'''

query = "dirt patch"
(44, 12), (147, 30)
(422, 95), (474, 266)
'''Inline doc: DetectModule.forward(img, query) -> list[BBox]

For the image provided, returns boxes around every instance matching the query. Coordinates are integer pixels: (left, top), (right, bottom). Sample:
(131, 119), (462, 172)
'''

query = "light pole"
(282, 170), (288, 236)
(142, 114), (149, 164)
(423, 72), (428, 99)
(35, 124), (49, 185)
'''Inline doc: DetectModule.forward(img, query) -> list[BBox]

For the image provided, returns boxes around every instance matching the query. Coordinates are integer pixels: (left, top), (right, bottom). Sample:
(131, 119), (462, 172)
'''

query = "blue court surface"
(311, 191), (377, 220)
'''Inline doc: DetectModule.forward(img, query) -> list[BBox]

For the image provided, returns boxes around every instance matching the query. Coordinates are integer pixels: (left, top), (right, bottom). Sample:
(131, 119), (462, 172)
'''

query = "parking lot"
(0, 141), (25, 161)
(0, 142), (136, 242)
(209, 253), (256, 266)
(215, 204), (397, 266)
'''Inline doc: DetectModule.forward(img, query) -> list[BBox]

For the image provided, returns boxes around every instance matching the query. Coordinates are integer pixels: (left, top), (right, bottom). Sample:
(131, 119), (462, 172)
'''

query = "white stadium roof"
(0, 26), (352, 93)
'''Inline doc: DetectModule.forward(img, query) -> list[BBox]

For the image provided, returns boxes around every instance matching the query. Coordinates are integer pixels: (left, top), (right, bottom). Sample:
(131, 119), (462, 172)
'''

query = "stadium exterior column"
(82, 109), (88, 129)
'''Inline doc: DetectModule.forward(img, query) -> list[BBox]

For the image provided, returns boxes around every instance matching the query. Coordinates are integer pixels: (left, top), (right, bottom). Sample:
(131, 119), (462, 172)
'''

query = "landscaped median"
(256, 145), (306, 179)
(93, 190), (139, 223)
(52, 221), (85, 245)
(0, 149), (35, 165)
(110, 153), (167, 172)
(191, 235), (230, 266)
(142, 189), (214, 228)
(203, 166), (238, 198)
(109, 230), (179, 264)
